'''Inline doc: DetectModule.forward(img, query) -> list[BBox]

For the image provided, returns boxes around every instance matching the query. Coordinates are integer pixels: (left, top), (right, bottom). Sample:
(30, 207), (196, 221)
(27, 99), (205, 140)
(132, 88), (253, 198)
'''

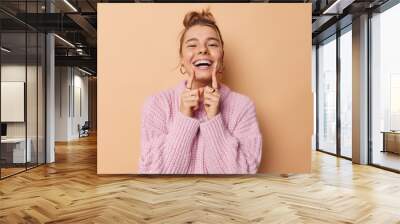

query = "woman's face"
(180, 25), (223, 83)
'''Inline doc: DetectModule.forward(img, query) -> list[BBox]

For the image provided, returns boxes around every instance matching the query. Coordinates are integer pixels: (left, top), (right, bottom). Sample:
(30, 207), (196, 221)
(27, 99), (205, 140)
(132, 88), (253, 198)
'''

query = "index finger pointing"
(186, 69), (195, 90)
(212, 61), (219, 90)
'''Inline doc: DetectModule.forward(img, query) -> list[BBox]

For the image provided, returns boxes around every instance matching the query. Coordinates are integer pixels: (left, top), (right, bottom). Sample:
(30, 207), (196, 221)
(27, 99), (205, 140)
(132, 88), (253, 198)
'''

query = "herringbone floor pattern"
(1, 134), (400, 223)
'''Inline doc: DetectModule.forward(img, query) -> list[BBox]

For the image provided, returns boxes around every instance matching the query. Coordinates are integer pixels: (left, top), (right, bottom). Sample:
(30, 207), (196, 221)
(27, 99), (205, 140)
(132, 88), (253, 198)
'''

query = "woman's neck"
(191, 80), (212, 90)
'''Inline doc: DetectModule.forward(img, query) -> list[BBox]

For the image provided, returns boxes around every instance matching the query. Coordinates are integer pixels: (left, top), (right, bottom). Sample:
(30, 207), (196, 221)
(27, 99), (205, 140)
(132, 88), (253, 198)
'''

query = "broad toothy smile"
(193, 59), (213, 70)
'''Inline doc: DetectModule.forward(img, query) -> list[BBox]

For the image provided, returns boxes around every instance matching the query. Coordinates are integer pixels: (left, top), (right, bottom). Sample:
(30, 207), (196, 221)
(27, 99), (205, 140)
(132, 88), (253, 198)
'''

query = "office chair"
(79, 121), (90, 138)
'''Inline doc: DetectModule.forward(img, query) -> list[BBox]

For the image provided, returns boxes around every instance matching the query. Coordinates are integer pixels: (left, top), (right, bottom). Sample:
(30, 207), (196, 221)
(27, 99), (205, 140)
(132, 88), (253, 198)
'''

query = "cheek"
(211, 50), (223, 60)
(182, 52), (194, 64)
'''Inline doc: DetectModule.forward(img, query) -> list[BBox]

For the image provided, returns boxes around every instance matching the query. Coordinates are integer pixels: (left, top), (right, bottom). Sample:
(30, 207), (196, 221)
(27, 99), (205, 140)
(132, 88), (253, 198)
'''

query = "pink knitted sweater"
(139, 80), (262, 174)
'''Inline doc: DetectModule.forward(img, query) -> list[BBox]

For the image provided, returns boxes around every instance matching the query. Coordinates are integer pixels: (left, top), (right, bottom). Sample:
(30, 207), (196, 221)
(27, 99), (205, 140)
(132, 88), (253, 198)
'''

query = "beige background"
(97, 3), (312, 174)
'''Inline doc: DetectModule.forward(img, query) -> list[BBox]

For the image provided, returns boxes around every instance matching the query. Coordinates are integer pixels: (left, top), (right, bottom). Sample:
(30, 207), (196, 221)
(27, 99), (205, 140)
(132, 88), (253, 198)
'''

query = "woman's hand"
(204, 61), (221, 120)
(180, 71), (201, 117)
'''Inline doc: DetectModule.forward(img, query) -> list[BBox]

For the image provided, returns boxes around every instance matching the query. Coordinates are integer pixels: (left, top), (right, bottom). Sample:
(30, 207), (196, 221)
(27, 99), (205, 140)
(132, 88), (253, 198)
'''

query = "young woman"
(139, 8), (262, 174)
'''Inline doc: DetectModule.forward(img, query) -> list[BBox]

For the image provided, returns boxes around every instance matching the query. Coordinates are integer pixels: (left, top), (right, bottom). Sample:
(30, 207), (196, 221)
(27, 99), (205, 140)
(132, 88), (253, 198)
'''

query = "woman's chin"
(194, 74), (212, 83)
(193, 69), (211, 78)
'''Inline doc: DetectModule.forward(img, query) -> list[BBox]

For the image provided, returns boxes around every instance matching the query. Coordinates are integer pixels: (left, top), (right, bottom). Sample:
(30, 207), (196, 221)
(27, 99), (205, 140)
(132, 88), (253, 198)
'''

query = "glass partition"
(0, 1), (46, 179)
(317, 35), (337, 154)
(371, 3), (400, 171)
(1, 31), (28, 177)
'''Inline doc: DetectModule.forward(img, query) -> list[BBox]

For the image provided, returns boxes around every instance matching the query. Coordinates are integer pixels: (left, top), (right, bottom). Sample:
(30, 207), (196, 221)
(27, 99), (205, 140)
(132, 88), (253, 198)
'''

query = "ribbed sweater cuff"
(200, 113), (238, 151)
(171, 111), (200, 143)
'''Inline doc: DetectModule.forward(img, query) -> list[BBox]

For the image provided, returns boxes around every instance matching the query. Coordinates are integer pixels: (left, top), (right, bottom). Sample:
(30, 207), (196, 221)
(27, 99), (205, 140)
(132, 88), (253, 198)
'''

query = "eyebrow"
(185, 37), (220, 43)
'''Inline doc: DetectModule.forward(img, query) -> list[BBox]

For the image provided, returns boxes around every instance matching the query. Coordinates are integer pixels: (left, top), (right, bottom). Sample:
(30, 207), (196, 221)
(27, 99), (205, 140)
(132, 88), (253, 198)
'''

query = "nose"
(198, 46), (208, 55)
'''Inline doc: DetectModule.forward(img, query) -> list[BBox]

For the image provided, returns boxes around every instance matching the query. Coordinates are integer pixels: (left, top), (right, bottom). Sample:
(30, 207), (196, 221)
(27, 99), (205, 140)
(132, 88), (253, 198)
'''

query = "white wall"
(55, 66), (70, 141)
(1, 65), (40, 137)
(55, 67), (89, 141)
(1, 65), (26, 134)
(1, 64), (46, 164)
(72, 73), (89, 138)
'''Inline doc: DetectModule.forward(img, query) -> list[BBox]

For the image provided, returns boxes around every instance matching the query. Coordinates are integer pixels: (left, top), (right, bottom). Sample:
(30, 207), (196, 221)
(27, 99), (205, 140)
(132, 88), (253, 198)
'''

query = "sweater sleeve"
(139, 95), (200, 174)
(199, 100), (262, 174)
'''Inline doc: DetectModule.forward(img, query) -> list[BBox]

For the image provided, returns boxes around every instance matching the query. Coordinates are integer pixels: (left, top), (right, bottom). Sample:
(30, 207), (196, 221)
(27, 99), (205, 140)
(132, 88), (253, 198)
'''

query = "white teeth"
(194, 59), (212, 66)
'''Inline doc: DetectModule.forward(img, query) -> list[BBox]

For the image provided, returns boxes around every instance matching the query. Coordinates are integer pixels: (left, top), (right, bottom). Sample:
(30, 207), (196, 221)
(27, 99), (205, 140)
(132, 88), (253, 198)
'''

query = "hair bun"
(183, 8), (216, 28)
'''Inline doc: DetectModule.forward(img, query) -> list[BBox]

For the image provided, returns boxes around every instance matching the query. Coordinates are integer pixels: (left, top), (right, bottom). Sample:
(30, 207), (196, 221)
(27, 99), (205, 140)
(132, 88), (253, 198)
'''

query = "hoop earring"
(180, 64), (186, 75)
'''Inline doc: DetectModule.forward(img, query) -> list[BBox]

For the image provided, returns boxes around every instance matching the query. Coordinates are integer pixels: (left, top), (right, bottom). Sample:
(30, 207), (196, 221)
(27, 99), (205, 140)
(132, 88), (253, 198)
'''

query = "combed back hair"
(179, 8), (224, 57)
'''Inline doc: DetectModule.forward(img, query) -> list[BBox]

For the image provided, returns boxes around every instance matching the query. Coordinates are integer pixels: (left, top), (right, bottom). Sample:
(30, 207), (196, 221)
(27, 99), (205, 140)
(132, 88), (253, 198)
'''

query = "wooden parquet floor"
(1, 134), (400, 224)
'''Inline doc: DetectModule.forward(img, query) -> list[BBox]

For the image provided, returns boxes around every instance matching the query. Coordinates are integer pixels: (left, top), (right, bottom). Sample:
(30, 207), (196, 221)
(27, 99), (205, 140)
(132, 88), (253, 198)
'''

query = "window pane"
(318, 36), (337, 154)
(340, 28), (352, 158)
(371, 3), (400, 171)
(312, 45), (317, 151)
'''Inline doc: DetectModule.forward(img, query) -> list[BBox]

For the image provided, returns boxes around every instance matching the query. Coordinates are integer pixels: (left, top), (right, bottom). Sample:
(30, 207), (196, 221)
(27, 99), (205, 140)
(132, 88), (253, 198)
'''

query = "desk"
(1, 138), (31, 163)
(381, 131), (400, 154)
